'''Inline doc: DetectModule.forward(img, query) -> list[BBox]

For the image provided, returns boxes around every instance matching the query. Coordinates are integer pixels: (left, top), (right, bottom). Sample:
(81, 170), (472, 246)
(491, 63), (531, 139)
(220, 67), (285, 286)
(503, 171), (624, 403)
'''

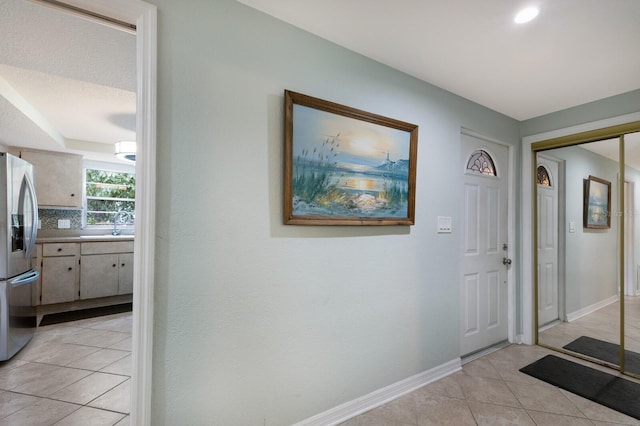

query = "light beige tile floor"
(539, 296), (640, 363)
(3, 308), (638, 425)
(0, 311), (131, 425)
(338, 344), (640, 426)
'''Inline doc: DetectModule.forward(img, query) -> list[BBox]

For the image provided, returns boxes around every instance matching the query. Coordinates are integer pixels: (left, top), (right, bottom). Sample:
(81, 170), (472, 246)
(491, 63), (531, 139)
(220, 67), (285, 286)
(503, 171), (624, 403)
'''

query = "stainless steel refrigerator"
(0, 153), (39, 361)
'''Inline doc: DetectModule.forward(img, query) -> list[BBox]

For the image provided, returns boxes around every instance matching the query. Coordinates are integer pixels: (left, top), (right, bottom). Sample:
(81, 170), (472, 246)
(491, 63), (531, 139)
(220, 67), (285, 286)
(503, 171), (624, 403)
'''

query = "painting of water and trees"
(583, 175), (611, 229)
(284, 90), (418, 225)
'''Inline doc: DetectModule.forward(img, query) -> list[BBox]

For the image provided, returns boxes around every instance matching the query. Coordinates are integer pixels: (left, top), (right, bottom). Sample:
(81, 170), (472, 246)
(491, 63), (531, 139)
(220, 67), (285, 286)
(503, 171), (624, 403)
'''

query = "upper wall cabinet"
(17, 149), (83, 209)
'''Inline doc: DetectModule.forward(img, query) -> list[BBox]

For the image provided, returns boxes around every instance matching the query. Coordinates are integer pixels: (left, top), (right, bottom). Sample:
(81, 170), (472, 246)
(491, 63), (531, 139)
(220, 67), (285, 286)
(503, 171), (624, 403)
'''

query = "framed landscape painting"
(583, 175), (611, 229)
(283, 90), (418, 225)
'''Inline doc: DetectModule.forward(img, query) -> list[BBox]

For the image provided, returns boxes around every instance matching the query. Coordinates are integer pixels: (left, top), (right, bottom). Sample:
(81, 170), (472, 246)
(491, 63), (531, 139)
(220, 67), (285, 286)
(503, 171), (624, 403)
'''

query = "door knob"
(503, 257), (512, 266)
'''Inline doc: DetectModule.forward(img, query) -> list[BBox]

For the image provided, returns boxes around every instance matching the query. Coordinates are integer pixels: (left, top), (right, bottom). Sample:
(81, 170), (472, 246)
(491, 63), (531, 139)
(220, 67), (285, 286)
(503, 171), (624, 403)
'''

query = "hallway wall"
(149, 0), (520, 424)
(545, 145), (619, 316)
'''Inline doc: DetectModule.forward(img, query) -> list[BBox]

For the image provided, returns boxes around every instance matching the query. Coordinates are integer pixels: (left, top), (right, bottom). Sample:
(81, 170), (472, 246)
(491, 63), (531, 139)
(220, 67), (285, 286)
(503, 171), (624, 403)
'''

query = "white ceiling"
(579, 132), (640, 170)
(0, 0), (639, 165)
(0, 0), (136, 163)
(236, 0), (640, 121)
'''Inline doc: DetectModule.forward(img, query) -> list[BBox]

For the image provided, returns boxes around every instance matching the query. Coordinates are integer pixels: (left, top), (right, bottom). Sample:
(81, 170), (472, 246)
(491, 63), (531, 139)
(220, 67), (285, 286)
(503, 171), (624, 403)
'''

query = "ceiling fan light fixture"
(514, 6), (539, 24)
(115, 140), (136, 163)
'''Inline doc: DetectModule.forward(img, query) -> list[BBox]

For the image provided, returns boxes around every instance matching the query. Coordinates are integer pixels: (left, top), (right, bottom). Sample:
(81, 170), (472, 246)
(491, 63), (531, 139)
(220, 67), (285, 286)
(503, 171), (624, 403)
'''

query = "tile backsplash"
(38, 209), (83, 230)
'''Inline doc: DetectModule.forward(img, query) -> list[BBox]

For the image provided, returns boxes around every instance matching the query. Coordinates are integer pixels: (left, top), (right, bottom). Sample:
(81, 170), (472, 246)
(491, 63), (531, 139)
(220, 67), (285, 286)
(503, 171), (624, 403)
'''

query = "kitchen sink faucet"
(112, 210), (133, 236)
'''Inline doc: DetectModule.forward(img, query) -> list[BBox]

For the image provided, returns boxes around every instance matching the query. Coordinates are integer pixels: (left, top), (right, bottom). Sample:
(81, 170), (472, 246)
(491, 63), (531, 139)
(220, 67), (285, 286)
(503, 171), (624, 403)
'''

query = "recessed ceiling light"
(514, 6), (539, 24)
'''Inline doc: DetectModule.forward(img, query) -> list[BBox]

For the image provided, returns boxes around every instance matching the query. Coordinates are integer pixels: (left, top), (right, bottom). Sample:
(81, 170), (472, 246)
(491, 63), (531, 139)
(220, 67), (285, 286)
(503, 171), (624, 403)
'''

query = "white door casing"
(537, 157), (559, 327)
(54, 1), (158, 425)
(460, 133), (509, 356)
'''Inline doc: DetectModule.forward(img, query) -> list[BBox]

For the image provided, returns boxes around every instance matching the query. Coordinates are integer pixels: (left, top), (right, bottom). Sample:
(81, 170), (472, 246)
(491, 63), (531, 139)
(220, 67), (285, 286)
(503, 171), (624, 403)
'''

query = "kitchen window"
(84, 168), (135, 226)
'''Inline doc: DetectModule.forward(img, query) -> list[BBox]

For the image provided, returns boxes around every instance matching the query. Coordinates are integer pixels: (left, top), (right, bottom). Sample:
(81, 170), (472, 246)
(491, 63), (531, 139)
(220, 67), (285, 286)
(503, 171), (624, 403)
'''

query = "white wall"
(149, 1), (521, 424)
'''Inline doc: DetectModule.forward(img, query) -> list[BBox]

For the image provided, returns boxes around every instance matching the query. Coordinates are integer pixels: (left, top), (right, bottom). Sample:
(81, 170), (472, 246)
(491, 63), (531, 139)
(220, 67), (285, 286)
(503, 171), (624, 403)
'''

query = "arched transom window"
(537, 165), (552, 186)
(466, 149), (497, 176)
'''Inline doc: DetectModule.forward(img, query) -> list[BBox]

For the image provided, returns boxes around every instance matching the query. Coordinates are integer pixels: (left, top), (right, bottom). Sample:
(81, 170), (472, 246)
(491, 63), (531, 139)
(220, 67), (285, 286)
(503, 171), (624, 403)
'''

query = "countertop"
(36, 235), (135, 243)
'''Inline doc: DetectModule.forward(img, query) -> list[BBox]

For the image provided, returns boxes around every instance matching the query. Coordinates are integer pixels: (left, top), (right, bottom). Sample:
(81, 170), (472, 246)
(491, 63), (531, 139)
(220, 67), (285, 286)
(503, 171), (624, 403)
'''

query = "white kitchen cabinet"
(80, 241), (134, 298)
(80, 254), (119, 299)
(118, 252), (134, 295)
(19, 149), (83, 209)
(40, 243), (79, 304)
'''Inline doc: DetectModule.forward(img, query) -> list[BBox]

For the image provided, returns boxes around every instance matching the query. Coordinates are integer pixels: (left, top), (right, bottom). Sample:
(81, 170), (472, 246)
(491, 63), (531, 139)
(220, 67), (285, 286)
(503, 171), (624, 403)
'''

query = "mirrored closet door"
(534, 124), (640, 378)
(623, 131), (640, 377)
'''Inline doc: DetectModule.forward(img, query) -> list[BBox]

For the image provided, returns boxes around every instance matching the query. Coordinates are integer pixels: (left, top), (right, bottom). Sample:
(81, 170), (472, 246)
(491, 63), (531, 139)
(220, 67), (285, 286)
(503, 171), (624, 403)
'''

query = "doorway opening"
(1, 1), (157, 423)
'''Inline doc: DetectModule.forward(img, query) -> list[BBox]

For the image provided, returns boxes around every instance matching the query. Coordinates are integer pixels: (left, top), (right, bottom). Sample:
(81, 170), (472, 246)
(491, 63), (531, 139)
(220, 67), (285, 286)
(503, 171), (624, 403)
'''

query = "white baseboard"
(293, 358), (462, 426)
(566, 295), (618, 322)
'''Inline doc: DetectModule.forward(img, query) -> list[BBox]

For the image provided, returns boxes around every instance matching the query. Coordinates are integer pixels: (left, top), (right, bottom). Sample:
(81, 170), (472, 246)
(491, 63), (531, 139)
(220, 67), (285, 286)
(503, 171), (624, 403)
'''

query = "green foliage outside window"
(85, 169), (135, 225)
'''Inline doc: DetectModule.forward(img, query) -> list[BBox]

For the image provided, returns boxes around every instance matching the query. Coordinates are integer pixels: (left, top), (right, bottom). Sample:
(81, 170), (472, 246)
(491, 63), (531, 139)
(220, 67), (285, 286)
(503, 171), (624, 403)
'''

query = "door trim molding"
(521, 112), (640, 345)
(56, 1), (157, 424)
(460, 127), (516, 345)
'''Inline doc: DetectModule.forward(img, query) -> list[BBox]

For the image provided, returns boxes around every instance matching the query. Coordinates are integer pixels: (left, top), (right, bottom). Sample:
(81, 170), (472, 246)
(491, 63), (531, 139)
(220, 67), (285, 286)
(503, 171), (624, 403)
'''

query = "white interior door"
(537, 157), (560, 326)
(460, 134), (509, 356)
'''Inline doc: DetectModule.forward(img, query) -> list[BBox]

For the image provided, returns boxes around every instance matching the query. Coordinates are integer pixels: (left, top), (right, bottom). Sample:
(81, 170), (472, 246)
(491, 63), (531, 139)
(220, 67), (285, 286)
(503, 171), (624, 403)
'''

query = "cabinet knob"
(70, 193), (75, 197)
(68, 267), (72, 271)
(57, 248), (62, 252)
(121, 263), (125, 267)
(113, 264), (117, 267)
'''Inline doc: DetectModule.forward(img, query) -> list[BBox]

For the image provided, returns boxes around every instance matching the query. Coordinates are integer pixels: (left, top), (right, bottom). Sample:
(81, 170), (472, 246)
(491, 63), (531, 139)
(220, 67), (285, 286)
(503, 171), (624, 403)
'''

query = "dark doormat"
(563, 336), (640, 376)
(520, 354), (640, 420)
(39, 303), (132, 326)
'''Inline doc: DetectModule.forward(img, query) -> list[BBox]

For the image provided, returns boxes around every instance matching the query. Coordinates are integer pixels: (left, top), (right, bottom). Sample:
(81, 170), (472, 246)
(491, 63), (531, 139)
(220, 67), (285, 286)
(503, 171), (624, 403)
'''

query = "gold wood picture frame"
(283, 90), (418, 226)
(583, 175), (611, 229)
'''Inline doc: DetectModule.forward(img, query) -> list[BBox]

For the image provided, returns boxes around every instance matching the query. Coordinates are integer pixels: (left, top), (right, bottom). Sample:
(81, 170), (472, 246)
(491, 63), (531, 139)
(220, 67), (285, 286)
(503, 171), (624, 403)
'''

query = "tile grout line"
(0, 311), (132, 425)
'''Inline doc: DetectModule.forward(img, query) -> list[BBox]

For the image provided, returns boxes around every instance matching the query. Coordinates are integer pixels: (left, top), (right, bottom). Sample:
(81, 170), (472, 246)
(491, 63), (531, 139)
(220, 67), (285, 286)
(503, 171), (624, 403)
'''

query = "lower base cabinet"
(41, 256), (77, 304)
(39, 242), (79, 305)
(118, 253), (134, 295)
(80, 254), (119, 299)
(79, 241), (134, 300)
(36, 240), (134, 305)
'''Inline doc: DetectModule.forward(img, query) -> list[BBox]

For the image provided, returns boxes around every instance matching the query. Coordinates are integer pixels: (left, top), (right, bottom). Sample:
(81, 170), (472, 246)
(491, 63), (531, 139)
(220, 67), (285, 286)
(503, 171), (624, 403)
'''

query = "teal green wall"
(147, 0), (640, 424)
(149, 0), (520, 424)
(541, 145), (619, 315)
(520, 89), (640, 137)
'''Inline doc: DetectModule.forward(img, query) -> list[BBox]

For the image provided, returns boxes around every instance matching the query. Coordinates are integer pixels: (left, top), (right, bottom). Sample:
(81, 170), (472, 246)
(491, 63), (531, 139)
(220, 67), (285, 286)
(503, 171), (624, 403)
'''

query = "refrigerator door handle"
(22, 174), (38, 260)
(10, 270), (39, 287)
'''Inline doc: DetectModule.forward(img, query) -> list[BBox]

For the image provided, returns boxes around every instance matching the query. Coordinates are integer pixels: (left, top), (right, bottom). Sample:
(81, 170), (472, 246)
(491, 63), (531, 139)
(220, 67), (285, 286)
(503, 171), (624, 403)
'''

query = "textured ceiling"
(0, 0), (135, 162)
(1, 0), (639, 164)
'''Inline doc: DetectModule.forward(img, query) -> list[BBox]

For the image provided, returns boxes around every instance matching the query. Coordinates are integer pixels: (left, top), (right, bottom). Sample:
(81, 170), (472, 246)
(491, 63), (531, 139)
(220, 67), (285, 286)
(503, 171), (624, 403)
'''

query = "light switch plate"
(58, 219), (71, 229)
(437, 216), (452, 233)
(569, 221), (576, 233)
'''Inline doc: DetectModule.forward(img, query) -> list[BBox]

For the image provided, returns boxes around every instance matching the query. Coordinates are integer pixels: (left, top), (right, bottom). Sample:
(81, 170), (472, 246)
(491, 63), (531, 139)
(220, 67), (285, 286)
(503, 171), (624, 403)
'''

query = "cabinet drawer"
(43, 243), (78, 257)
(81, 241), (134, 255)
